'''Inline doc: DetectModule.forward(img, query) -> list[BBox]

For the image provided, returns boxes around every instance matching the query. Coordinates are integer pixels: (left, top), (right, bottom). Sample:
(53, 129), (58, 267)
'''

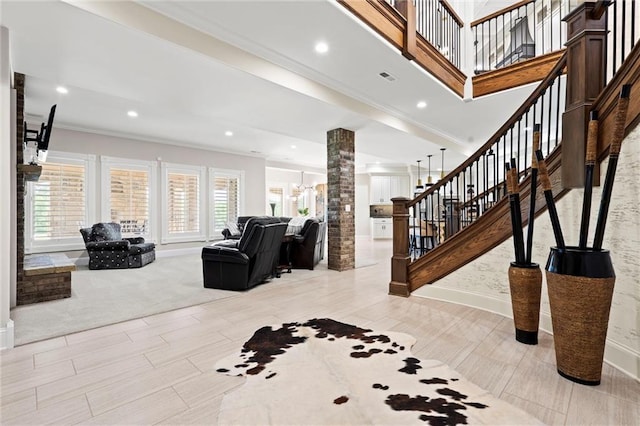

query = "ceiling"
(1, 0), (535, 172)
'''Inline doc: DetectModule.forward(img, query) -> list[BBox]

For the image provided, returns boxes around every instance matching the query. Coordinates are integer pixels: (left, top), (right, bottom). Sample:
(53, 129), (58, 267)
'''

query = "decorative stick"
(536, 150), (565, 249)
(578, 110), (599, 249)
(525, 124), (541, 264)
(506, 162), (525, 264)
(593, 84), (632, 250)
(511, 159), (526, 265)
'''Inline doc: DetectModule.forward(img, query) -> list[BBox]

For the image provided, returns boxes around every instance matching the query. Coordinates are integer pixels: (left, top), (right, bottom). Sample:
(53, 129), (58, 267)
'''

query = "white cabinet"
(371, 218), (393, 239)
(370, 175), (410, 204)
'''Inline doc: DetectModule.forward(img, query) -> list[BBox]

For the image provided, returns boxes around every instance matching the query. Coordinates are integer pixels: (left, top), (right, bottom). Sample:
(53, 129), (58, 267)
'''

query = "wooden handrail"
(439, 0), (464, 27)
(470, 0), (535, 28)
(590, 0), (611, 19)
(408, 51), (567, 209)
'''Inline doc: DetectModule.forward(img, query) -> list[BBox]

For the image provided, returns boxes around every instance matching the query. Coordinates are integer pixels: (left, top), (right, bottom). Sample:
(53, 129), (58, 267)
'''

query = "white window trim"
(209, 168), (244, 240)
(25, 151), (96, 254)
(161, 162), (207, 244)
(100, 156), (157, 243)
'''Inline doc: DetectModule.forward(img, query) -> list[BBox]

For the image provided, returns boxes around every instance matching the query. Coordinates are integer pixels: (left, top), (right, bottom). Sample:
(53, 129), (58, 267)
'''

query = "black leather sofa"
(80, 222), (155, 270)
(221, 216), (253, 240)
(202, 216), (287, 290)
(290, 219), (326, 270)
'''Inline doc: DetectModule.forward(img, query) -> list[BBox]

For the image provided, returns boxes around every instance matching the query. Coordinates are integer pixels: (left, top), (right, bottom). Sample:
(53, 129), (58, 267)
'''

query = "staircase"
(390, 1), (640, 297)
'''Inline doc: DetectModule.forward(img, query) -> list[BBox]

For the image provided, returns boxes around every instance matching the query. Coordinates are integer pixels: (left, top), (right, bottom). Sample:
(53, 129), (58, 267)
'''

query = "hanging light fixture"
(440, 148), (446, 179)
(415, 160), (424, 191)
(426, 154), (433, 185)
(296, 171), (313, 191)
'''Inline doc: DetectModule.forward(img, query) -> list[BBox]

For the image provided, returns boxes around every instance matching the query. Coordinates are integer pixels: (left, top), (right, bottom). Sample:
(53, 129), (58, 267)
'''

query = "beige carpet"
(11, 254), (236, 345)
(215, 319), (543, 425)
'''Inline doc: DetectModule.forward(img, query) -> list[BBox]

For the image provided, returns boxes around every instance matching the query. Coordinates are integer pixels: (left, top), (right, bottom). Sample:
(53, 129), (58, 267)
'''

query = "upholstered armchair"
(290, 219), (326, 270)
(80, 222), (155, 270)
(202, 216), (287, 290)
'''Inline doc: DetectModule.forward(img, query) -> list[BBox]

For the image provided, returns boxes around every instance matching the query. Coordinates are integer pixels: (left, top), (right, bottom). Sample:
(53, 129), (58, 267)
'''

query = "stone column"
(14, 73), (26, 305)
(327, 128), (355, 271)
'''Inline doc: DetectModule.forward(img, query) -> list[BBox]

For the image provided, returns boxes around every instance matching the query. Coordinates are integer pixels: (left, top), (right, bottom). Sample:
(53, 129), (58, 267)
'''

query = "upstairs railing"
(408, 52), (567, 259)
(385, 0), (463, 68)
(415, 0), (464, 68)
(471, 0), (576, 74)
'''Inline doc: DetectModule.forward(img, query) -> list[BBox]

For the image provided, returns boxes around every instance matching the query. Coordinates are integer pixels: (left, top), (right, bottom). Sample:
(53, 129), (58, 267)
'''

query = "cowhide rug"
(215, 318), (542, 425)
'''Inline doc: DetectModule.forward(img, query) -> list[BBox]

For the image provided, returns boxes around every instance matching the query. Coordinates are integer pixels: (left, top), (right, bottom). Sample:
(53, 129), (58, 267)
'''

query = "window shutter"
(213, 175), (240, 232)
(32, 162), (86, 240)
(109, 168), (149, 234)
(167, 172), (200, 234)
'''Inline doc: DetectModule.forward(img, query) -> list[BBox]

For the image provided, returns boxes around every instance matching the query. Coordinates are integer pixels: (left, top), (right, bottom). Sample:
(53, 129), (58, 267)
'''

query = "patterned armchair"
(80, 222), (156, 270)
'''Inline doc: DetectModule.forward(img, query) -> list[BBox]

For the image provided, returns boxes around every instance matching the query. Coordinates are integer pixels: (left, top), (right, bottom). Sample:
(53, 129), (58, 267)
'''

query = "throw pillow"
(226, 221), (241, 237)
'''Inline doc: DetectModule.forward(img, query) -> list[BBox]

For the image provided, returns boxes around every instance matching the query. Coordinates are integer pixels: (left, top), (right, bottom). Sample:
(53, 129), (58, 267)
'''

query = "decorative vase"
(545, 246), (615, 385)
(508, 263), (542, 345)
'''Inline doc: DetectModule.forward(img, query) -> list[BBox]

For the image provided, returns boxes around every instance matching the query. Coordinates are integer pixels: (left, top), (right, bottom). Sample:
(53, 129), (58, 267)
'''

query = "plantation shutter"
(167, 172), (200, 234)
(32, 162), (86, 240)
(213, 175), (240, 232)
(109, 168), (149, 234)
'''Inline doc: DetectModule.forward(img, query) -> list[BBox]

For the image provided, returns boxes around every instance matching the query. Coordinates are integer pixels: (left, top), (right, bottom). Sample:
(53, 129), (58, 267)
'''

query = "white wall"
(355, 174), (370, 236)
(0, 25), (15, 349)
(415, 126), (640, 379)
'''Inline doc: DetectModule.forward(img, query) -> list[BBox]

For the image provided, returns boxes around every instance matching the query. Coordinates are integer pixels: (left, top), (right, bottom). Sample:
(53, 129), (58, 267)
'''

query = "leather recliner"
(289, 219), (326, 270)
(202, 216), (287, 290)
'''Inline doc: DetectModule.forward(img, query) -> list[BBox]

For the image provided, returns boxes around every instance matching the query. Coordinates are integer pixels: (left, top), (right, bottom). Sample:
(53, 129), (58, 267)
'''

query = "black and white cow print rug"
(215, 318), (542, 425)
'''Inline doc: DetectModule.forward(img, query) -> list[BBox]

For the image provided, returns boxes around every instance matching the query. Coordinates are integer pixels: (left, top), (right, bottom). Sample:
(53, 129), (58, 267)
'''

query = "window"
(25, 152), (95, 253)
(210, 169), (243, 238)
(101, 156), (156, 240)
(162, 163), (206, 243)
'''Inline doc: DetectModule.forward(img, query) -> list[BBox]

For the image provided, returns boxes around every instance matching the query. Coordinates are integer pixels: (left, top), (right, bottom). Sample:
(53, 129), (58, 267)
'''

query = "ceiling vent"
(379, 71), (396, 82)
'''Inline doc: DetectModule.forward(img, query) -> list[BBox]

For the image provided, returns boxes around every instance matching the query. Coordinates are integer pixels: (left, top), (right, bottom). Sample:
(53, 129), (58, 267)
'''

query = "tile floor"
(1, 239), (638, 425)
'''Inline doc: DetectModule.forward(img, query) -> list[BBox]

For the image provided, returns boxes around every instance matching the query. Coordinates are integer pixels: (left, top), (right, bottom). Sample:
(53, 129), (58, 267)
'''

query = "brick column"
(14, 73), (26, 304)
(327, 128), (355, 271)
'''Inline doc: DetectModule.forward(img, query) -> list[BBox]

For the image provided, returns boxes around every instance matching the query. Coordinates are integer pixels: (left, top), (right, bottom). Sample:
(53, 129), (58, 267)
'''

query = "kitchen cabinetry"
(370, 175), (410, 204)
(371, 218), (393, 239)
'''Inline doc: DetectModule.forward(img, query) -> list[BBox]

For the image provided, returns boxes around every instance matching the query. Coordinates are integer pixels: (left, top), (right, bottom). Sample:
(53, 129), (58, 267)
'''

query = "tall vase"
(508, 263), (542, 345)
(545, 246), (615, 385)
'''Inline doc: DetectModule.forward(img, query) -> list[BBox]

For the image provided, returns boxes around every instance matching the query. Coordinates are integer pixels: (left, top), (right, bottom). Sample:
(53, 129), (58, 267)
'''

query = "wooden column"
(561, 2), (608, 188)
(389, 197), (411, 297)
(396, 0), (417, 60)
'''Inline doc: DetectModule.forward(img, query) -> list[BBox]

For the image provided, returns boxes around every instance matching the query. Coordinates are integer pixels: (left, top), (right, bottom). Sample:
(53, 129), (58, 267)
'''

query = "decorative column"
(14, 73), (27, 305)
(327, 128), (355, 271)
(561, 2), (608, 188)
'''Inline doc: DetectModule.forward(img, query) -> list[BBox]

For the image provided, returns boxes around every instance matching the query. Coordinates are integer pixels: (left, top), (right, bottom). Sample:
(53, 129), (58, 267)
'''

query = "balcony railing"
(415, 0), (463, 68)
(471, 0), (576, 74)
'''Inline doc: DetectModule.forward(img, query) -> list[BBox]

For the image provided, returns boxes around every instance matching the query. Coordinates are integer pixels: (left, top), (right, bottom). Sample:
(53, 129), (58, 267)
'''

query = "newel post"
(389, 197), (411, 297)
(561, 2), (608, 188)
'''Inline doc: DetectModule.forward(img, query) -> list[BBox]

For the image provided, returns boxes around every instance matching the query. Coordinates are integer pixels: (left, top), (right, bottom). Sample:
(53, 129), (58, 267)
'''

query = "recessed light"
(314, 41), (329, 54)
(225, 131), (233, 137)
(375, 161), (381, 164)
(417, 101), (427, 109)
(291, 145), (297, 149)
(127, 110), (138, 118)
(56, 86), (68, 94)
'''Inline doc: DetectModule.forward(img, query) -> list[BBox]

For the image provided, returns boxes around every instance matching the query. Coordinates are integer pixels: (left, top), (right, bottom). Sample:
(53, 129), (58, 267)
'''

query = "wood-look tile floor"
(1, 239), (639, 425)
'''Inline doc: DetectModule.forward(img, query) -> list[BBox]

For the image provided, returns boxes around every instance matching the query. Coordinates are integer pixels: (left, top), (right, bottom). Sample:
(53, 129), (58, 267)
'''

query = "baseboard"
(413, 286), (639, 380)
(0, 319), (14, 350)
(75, 246), (203, 267)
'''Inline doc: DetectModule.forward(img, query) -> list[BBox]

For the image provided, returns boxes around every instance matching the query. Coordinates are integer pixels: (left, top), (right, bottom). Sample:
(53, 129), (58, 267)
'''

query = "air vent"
(379, 71), (396, 82)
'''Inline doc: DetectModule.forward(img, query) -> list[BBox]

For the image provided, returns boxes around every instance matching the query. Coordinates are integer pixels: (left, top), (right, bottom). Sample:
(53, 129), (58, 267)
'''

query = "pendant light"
(415, 160), (424, 191)
(440, 148), (446, 179)
(426, 154), (433, 186)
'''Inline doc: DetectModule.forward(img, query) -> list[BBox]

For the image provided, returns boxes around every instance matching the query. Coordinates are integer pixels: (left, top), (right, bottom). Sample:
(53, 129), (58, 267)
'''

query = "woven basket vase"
(508, 263), (542, 345)
(545, 246), (615, 386)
